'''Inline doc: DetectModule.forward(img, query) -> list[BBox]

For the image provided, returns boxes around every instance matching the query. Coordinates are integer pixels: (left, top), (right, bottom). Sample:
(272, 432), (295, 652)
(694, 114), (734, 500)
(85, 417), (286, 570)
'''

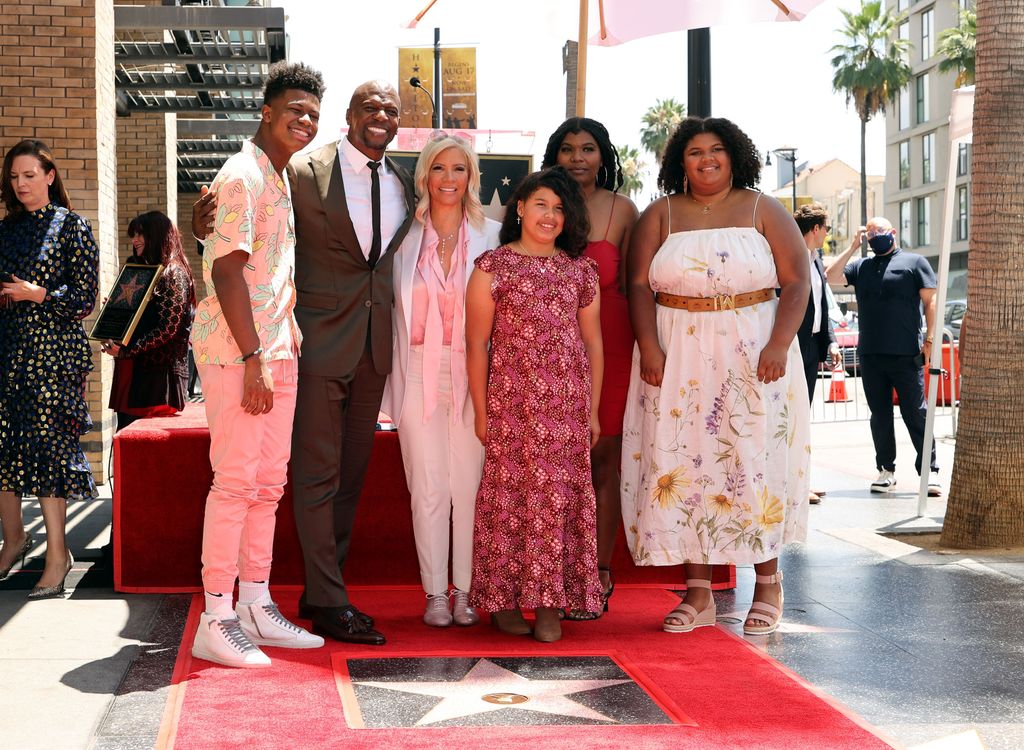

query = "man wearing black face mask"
(825, 218), (940, 496)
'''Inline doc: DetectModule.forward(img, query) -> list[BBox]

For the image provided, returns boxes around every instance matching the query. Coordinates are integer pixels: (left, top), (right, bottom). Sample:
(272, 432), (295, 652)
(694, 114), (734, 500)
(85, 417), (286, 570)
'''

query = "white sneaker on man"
(870, 470), (897, 493)
(237, 597), (324, 649)
(192, 613), (271, 668)
(927, 480), (943, 497)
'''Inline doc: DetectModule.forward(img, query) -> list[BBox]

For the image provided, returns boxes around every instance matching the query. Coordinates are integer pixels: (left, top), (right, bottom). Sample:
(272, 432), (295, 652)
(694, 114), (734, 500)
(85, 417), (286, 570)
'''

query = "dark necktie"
(367, 160), (382, 267)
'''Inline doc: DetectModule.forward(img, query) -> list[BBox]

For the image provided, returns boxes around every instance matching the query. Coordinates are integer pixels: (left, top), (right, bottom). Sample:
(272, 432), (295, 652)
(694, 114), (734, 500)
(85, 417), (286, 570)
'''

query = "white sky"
(273, 0), (886, 206)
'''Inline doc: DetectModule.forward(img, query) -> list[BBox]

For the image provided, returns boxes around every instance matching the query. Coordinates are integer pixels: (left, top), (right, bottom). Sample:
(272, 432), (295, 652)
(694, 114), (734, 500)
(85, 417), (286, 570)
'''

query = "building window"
(899, 86), (911, 130)
(899, 20), (910, 43)
(958, 0), (972, 11)
(899, 201), (912, 249)
(957, 187), (969, 241)
(921, 9), (934, 60)
(916, 196), (930, 247)
(899, 140), (911, 189)
(957, 143), (970, 177)
(915, 73), (929, 124)
(922, 132), (935, 183)
(898, 0), (910, 11)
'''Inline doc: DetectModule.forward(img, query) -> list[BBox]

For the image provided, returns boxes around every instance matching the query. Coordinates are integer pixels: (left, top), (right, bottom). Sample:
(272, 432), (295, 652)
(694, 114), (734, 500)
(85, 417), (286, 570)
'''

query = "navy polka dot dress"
(0, 203), (99, 499)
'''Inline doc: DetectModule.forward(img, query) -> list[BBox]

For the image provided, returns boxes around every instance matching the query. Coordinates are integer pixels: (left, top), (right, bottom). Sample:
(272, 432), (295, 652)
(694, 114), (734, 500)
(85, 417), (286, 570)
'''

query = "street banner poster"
(389, 152), (532, 220)
(89, 263), (163, 345)
(398, 46), (477, 130)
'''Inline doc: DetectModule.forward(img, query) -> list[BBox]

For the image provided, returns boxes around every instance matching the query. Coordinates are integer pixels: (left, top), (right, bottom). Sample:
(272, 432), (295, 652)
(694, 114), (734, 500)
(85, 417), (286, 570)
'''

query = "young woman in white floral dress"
(622, 117), (811, 636)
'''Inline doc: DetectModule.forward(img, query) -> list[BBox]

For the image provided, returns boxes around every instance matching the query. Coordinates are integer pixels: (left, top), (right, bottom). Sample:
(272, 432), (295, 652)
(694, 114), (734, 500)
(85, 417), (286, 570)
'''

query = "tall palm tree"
(941, 0), (1024, 548)
(937, 7), (976, 87)
(831, 0), (911, 255)
(616, 144), (645, 200)
(639, 98), (685, 162)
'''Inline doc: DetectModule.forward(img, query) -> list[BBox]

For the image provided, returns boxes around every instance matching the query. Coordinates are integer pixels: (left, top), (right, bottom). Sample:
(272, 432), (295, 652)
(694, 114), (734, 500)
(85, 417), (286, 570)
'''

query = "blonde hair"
(413, 135), (485, 230)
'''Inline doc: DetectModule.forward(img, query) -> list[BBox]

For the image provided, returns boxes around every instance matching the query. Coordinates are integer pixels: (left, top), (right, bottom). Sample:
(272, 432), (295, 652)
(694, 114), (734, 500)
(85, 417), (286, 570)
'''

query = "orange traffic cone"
(826, 363), (851, 402)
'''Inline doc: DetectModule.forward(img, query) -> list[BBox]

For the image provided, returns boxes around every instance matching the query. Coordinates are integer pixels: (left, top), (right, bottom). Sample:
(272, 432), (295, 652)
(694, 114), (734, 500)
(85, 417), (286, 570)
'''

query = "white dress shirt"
(809, 250), (823, 334)
(338, 136), (407, 261)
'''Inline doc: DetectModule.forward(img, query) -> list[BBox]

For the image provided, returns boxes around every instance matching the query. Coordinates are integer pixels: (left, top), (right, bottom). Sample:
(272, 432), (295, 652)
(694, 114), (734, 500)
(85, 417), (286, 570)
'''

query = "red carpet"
(162, 587), (894, 750)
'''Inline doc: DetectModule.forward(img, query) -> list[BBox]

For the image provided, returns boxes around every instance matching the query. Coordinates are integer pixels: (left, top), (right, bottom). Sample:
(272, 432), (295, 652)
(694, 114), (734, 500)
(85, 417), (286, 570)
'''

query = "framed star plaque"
(89, 262), (164, 345)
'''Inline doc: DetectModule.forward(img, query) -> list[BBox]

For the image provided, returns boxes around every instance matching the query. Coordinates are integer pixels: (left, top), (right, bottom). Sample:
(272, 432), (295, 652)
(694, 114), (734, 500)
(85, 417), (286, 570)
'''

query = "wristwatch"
(241, 346), (263, 362)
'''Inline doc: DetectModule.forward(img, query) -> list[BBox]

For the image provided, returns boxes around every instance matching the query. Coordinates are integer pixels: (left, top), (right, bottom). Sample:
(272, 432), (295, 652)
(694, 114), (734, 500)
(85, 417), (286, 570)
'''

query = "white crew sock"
(238, 580), (270, 606)
(204, 591), (234, 619)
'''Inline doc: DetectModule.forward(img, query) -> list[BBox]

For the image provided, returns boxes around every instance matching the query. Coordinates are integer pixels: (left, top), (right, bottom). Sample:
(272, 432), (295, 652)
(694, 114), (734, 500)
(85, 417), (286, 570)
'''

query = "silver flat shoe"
(0, 535), (33, 581)
(28, 550), (73, 600)
(423, 592), (453, 627)
(451, 589), (479, 626)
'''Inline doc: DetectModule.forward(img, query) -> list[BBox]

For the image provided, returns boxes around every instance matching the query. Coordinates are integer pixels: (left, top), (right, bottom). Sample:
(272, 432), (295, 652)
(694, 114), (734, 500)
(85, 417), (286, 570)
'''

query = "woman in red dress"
(543, 119), (638, 619)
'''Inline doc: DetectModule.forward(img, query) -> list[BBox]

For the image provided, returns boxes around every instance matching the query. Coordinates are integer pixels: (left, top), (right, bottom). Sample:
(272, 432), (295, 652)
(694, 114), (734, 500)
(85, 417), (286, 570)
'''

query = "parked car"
(944, 299), (966, 340)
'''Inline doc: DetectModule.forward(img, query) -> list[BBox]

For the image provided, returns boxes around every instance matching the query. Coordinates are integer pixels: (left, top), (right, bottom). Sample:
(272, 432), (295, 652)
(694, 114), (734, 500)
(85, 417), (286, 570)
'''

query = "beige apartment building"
(885, 0), (974, 299)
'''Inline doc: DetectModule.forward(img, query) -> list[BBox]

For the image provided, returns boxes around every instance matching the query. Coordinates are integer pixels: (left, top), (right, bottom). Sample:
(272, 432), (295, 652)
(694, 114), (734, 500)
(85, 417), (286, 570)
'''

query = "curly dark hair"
(498, 167), (590, 258)
(540, 117), (623, 192)
(263, 61), (326, 105)
(1, 139), (71, 215)
(658, 116), (761, 194)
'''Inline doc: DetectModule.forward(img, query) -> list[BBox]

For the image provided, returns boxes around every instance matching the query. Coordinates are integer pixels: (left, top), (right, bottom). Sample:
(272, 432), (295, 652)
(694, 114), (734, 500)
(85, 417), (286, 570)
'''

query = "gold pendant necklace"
(690, 187), (731, 214)
(437, 228), (458, 267)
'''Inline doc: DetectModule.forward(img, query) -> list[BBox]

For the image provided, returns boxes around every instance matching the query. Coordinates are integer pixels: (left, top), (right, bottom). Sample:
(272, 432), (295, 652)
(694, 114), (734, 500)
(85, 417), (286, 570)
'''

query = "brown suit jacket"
(287, 140), (416, 377)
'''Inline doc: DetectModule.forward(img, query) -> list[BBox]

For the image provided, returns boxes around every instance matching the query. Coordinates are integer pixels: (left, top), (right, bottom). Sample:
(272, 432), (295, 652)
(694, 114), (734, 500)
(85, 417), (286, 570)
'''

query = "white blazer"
(381, 216), (502, 428)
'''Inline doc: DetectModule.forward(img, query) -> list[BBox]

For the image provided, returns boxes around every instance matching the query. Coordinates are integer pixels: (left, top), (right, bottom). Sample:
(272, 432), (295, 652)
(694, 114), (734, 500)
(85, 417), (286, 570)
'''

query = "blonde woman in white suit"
(382, 134), (501, 628)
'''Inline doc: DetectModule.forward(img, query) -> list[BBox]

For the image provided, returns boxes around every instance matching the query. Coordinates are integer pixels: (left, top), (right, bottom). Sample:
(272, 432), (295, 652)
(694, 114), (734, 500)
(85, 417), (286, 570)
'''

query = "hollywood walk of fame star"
(109, 272), (146, 307)
(354, 658), (631, 726)
(501, 176), (511, 186)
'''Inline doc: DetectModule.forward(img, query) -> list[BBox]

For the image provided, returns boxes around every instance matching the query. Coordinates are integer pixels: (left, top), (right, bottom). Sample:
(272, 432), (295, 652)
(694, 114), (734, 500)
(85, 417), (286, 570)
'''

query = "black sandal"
(565, 568), (614, 621)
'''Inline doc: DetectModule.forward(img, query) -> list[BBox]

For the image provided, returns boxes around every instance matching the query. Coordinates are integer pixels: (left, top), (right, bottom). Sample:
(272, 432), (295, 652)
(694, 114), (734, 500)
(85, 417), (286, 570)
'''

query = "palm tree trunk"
(860, 115), (868, 257)
(940, 1), (1024, 547)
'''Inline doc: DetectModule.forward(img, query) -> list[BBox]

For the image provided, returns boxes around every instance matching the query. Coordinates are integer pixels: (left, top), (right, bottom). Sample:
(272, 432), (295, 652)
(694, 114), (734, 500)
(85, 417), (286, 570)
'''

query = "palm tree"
(639, 98), (685, 162)
(831, 0), (911, 256)
(941, 0), (1024, 548)
(937, 7), (976, 87)
(616, 145), (645, 200)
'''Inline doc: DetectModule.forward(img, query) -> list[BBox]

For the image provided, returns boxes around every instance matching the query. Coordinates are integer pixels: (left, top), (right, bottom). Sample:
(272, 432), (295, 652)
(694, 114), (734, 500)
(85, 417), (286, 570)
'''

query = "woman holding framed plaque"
(0, 139), (99, 598)
(101, 211), (195, 430)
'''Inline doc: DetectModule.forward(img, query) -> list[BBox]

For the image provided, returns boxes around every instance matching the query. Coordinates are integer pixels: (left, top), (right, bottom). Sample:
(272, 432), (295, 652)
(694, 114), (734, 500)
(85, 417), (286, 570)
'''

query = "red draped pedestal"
(113, 404), (735, 593)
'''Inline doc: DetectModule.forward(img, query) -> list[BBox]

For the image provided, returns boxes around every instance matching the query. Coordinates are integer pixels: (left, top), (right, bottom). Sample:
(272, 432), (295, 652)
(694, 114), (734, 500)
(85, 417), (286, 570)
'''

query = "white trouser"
(399, 346), (483, 595)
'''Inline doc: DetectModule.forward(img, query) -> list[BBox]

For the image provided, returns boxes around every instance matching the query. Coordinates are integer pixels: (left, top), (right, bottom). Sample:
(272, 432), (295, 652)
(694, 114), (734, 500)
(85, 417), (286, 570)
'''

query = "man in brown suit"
(195, 81), (415, 644)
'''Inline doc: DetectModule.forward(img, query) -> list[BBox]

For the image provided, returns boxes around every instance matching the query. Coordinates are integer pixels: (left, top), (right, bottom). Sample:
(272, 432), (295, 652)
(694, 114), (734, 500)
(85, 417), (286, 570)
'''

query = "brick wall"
(116, 113), (178, 263)
(0, 0), (119, 485)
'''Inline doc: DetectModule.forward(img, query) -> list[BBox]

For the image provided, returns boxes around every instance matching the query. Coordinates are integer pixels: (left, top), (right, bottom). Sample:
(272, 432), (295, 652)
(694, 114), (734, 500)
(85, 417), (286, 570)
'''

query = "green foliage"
(616, 144), (646, 199)
(937, 7), (976, 86)
(830, 0), (912, 123)
(639, 98), (685, 161)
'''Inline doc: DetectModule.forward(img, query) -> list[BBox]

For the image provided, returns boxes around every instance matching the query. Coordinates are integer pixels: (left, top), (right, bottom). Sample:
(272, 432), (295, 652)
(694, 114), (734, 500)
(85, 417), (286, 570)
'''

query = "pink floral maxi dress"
(620, 227), (810, 566)
(469, 245), (604, 613)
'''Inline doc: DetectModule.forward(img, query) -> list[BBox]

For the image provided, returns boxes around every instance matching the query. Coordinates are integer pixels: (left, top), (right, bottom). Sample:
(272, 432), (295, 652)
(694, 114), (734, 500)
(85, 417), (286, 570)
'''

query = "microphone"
(409, 76), (436, 117)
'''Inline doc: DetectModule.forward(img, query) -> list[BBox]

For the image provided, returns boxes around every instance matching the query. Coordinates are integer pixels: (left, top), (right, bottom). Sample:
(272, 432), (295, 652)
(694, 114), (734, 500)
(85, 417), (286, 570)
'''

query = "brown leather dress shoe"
(311, 605), (386, 645)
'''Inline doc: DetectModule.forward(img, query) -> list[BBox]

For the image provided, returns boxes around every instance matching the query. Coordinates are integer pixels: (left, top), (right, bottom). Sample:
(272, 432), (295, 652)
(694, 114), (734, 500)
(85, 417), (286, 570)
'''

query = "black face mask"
(868, 234), (895, 254)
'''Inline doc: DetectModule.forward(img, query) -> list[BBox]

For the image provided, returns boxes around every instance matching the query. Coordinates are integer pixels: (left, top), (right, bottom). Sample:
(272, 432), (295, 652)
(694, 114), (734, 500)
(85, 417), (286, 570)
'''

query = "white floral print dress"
(620, 224), (810, 566)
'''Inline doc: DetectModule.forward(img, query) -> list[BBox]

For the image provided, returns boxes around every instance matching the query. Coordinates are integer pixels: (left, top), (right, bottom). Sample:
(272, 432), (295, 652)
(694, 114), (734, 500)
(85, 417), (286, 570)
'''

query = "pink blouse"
(409, 216), (469, 422)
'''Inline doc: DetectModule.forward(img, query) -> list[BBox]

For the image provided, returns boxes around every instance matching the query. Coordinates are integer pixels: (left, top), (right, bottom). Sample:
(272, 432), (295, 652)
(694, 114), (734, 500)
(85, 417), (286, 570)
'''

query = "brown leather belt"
(655, 288), (775, 312)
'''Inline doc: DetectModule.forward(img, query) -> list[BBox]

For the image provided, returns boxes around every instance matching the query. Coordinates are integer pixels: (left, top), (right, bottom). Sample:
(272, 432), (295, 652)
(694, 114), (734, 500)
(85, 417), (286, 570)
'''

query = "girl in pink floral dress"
(465, 167), (605, 643)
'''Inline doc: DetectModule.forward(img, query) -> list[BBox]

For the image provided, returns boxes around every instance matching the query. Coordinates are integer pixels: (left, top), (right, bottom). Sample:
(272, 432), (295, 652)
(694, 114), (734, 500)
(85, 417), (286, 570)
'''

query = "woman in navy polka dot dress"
(0, 139), (99, 598)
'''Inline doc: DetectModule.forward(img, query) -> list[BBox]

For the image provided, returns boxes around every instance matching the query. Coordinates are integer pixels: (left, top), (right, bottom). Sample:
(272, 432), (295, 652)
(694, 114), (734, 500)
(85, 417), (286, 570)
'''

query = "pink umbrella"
(590, 0), (826, 46)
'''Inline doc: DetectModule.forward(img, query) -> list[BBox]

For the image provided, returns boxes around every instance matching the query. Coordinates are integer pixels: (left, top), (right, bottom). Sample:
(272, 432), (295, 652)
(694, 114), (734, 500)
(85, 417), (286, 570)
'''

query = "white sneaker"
(927, 480), (943, 497)
(237, 598), (325, 649)
(870, 470), (896, 493)
(192, 613), (271, 668)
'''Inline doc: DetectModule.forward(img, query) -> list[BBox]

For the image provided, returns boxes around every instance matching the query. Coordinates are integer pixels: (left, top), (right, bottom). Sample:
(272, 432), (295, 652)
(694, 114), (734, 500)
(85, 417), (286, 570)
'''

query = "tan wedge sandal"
(663, 578), (717, 633)
(743, 570), (784, 636)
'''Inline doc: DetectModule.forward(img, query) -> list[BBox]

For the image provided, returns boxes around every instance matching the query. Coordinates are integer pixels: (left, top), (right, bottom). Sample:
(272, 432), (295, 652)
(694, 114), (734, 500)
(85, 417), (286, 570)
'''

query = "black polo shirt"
(845, 248), (936, 356)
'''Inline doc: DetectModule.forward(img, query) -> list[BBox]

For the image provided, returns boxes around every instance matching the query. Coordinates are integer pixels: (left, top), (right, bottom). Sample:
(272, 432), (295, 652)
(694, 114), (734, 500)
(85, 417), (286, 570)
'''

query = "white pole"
(917, 87), (974, 516)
